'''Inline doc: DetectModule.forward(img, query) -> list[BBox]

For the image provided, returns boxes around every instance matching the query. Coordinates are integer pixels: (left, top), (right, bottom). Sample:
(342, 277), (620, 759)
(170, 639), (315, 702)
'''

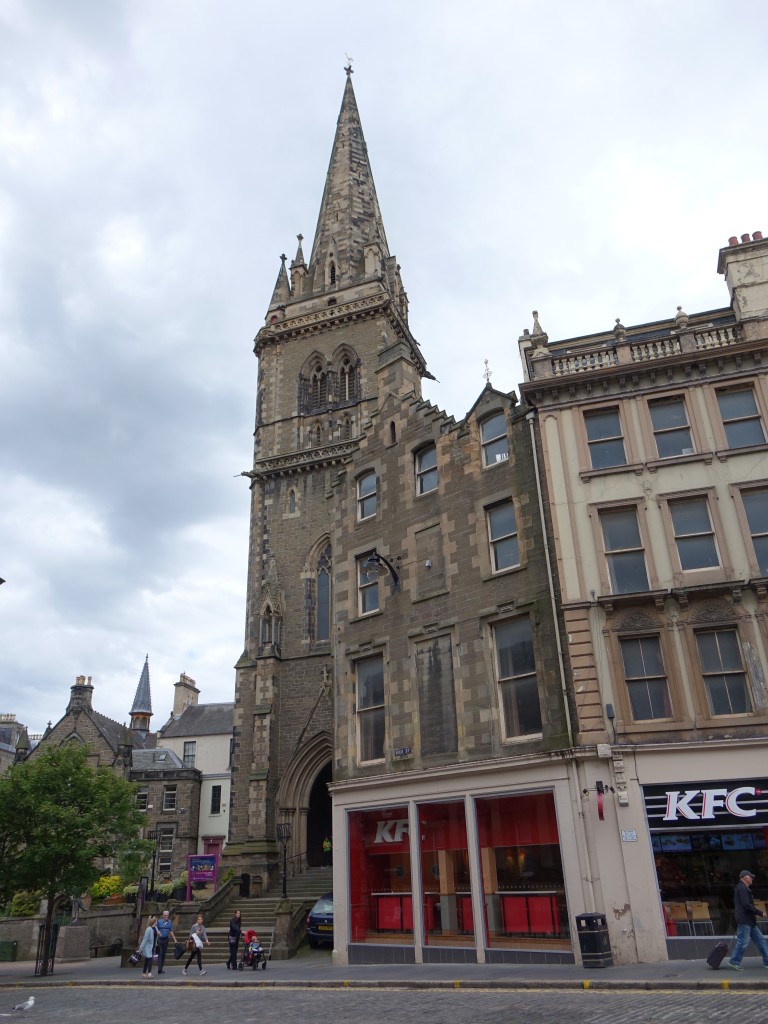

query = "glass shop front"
(348, 791), (570, 953)
(644, 779), (768, 937)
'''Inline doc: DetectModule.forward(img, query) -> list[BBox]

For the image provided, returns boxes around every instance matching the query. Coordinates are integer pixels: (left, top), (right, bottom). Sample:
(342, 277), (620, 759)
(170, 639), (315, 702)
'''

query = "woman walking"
(226, 909), (242, 970)
(183, 914), (210, 976)
(140, 915), (157, 979)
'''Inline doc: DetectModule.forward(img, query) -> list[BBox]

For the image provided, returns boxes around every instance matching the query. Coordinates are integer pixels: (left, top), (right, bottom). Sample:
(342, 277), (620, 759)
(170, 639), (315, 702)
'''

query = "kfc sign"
(644, 780), (768, 831)
(664, 787), (760, 821)
(373, 819), (409, 844)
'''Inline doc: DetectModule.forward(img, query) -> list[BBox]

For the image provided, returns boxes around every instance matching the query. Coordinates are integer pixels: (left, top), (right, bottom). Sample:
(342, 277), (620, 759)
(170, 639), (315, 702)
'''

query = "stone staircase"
(162, 867), (333, 971)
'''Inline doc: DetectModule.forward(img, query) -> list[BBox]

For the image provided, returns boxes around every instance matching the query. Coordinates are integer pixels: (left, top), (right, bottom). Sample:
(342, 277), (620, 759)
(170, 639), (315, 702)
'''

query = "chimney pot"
(729, 236), (738, 246)
(754, 231), (763, 241)
(741, 233), (751, 244)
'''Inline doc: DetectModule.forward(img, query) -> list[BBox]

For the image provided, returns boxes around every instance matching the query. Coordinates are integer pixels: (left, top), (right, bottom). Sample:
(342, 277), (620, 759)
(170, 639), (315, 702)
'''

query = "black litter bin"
(575, 913), (613, 968)
(0, 941), (17, 962)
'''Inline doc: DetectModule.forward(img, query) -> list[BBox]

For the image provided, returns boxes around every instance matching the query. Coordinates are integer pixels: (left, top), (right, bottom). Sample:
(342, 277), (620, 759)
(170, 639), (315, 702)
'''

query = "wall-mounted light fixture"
(361, 550), (400, 592)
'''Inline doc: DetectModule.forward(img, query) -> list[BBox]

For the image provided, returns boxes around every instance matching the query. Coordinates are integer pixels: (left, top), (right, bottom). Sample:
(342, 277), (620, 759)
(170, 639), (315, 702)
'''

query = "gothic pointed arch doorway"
(276, 732), (332, 873)
(307, 762), (332, 867)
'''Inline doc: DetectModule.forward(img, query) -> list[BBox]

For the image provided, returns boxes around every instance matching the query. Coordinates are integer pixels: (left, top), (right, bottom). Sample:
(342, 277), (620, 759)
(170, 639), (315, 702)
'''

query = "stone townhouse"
(518, 231), (768, 960)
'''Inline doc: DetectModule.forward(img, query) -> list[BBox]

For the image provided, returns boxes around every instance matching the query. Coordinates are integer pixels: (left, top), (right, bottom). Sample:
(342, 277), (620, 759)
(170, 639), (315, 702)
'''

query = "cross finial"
(297, 233), (303, 243)
(483, 359), (493, 384)
(344, 54), (354, 76)
(280, 253), (287, 264)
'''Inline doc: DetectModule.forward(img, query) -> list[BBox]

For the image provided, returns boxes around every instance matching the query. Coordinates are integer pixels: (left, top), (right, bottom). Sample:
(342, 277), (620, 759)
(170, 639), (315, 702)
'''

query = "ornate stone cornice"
(255, 294), (387, 352)
(250, 439), (359, 477)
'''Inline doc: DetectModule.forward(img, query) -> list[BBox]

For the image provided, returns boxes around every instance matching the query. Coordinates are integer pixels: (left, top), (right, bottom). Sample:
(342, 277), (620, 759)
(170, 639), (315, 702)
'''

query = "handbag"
(128, 951), (141, 966)
(173, 941), (185, 960)
(185, 938), (195, 951)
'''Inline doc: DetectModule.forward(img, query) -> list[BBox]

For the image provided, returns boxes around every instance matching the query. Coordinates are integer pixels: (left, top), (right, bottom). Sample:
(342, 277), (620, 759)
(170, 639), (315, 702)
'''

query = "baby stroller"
(239, 929), (267, 970)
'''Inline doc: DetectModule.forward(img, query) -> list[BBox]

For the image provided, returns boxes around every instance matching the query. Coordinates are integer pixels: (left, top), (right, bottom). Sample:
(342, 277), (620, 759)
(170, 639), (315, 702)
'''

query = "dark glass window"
(481, 413), (509, 466)
(357, 654), (385, 761)
(649, 398), (693, 458)
(210, 785), (222, 815)
(494, 618), (542, 737)
(585, 408), (626, 468)
(488, 502), (519, 571)
(718, 389), (766, 448)
(600, 508), (649, 593)
(620, 636), (672, 720)
(669, 497), (719, 570)
(416, 445), (438, 494)
(696, 629), (751, 716)
(357, 471), (377, 520)
(743, 489), (768, 575)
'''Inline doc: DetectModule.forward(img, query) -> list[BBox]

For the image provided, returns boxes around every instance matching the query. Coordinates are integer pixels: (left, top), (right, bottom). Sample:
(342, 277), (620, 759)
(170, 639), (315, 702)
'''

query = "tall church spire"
(306, 70), (390, 294)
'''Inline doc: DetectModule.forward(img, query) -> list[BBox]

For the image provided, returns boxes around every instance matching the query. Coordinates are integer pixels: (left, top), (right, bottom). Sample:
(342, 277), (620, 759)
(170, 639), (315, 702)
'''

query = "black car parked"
(306, 892), (333, 947)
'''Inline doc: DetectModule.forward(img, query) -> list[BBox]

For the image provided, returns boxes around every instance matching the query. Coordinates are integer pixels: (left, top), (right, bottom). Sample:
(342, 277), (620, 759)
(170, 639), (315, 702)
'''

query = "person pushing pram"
(240, 928), (267, 970)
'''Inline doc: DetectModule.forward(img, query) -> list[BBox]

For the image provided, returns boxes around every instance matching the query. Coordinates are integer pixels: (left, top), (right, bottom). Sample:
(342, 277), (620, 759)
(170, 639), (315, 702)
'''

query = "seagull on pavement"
(12, 997), (35, 1012)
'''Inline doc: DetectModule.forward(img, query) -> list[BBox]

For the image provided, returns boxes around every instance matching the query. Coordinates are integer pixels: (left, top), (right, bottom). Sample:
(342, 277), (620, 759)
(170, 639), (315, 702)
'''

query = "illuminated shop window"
(348, 806), (413, 945)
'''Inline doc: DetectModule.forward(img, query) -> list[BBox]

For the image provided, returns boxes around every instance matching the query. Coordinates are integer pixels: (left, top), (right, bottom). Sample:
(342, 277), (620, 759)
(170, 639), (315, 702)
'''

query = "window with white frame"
(416, 444), (438, 494)
(136, 787), (148, 811)
(210, 785), (222, 815)
(669, 497), (719, 570)
(356, 654), (385, 762)
(599, 507), (650, 593)
(162, 785), (177, 811)
(695, 629), (752, 716)
(157, 826), (175, 877)
(717, 388), (766, 448)
(584, 407), (626, 469)
(649, 397), (694, 458)
(487, 501), (520, 572)
(481, 412), (509, 466)
(619, 635), (672, 721)
(183, 741), (196, 768)
(743, 488), (768, 575)
(357, 471), (377, 520)
(357, 554), (379, 615)
(494, 618), (542, 738)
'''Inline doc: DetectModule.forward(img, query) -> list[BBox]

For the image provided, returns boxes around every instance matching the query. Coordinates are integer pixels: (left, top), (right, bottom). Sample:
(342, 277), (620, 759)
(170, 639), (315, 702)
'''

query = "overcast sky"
(1, 0), (766, 735)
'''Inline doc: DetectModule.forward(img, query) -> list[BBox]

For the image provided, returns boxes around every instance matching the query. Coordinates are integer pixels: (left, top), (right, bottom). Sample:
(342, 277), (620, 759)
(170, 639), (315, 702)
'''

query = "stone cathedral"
(224, 69), (434, 886)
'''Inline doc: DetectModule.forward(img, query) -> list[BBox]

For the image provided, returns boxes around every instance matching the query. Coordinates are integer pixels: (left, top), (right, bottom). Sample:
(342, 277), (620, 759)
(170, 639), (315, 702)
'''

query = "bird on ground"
(11, 997), (35, 1012)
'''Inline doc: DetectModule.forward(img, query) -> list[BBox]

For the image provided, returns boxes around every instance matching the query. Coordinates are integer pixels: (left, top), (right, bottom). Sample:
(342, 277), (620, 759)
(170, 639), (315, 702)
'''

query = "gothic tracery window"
(310, 364), (328, 409)
(315, 544), (332, 643)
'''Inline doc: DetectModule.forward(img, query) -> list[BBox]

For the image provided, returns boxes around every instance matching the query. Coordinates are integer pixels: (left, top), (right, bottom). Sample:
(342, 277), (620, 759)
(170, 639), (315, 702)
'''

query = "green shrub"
(220, 867), (235, 886)
(90, 875), (122, 901)
(155, 881), (174, 898)
(9, 891), (42, 917)
(122, 884), (139, 897)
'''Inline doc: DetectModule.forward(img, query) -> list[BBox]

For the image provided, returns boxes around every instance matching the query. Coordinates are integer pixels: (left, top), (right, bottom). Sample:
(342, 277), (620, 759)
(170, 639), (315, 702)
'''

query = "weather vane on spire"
(344, 54), (354, 75)
(484, 359), (493, 384)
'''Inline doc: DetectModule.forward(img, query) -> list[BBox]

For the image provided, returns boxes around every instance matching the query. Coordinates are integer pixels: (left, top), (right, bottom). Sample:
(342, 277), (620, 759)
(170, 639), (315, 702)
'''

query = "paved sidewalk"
(2, 949), (768, 991)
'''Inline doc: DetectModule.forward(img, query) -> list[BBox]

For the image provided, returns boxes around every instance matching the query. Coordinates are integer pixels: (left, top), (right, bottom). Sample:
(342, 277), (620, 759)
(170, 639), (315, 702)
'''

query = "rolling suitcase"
(706, 941), (730, 969)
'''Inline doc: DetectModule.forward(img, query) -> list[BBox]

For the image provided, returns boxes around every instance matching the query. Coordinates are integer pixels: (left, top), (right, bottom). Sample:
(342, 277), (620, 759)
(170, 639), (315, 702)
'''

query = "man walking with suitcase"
(728, 869), (768, 970)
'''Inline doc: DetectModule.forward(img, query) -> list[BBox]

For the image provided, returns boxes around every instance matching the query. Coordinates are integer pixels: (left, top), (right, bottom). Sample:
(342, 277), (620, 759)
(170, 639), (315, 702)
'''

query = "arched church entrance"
(275, 732), (333, 873)
(306, 762), (332, 867)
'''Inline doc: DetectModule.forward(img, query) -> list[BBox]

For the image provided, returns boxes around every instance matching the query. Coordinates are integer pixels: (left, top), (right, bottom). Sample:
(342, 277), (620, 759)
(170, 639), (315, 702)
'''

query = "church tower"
(226, 69), (431, 882)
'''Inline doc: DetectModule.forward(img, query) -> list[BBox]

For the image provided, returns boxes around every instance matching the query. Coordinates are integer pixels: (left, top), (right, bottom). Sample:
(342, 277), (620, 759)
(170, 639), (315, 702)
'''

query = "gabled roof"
(160, 702), (234, 739)
(90, 710), (155, 751)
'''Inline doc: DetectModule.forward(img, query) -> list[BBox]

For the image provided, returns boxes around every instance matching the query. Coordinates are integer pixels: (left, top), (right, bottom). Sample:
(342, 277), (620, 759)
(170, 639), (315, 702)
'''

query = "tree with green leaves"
(0, 743), (152, 974)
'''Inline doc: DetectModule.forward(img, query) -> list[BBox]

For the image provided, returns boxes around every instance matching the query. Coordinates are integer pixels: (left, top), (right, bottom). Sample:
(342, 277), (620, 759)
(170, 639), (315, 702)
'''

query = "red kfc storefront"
(347, 791), (572, 963)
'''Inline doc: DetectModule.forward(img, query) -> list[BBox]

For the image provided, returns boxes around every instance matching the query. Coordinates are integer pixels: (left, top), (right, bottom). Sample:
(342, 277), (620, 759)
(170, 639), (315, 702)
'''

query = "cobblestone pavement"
(2, 986), (766, 1024)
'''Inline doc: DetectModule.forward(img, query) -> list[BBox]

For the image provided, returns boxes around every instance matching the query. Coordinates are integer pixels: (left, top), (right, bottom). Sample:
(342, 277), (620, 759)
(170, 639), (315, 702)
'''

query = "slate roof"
(161, 702), (234, 739)
(131, 747), (186, 771)
(131, 656), (153, 715)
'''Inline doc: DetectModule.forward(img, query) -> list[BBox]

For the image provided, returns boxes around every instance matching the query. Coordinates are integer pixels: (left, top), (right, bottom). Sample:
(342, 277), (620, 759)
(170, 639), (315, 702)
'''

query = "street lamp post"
(147, 830), (157, 899)
(276, 822), (292, 900)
